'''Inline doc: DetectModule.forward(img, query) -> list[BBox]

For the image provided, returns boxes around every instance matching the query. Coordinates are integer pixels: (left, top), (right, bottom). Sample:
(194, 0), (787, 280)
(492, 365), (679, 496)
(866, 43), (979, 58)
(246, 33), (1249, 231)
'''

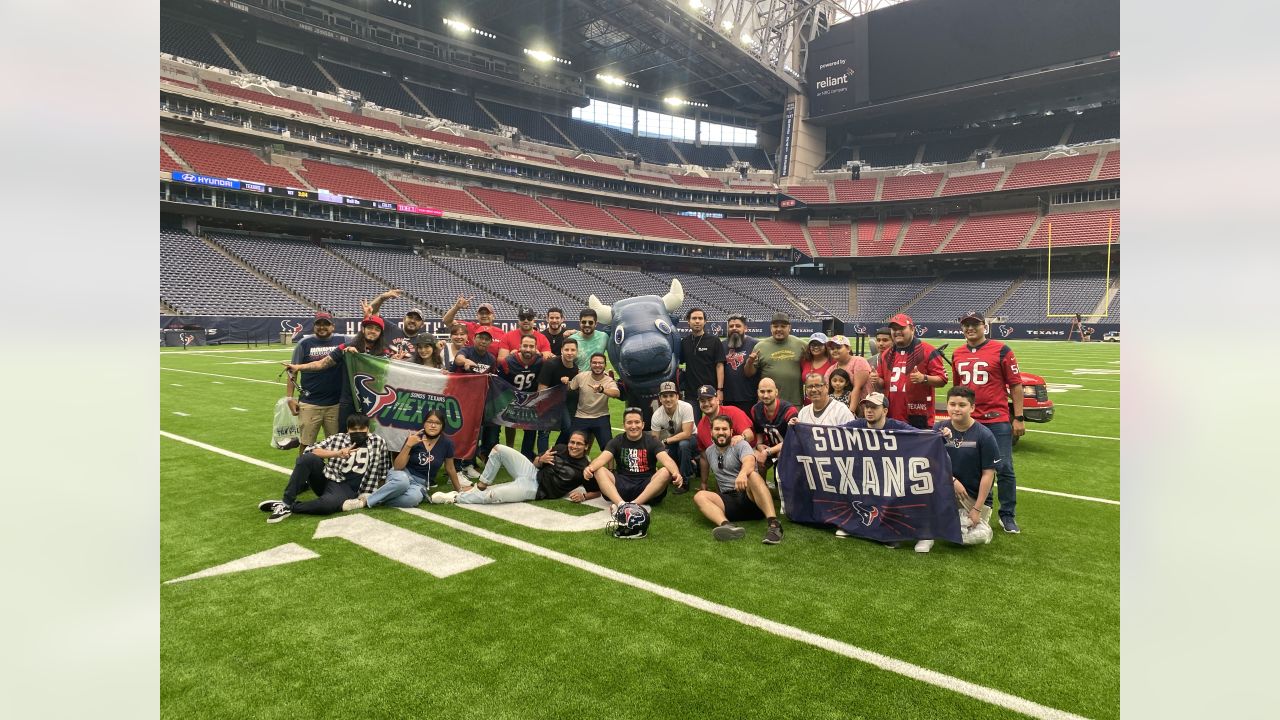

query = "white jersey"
(796, 400), (855, 426)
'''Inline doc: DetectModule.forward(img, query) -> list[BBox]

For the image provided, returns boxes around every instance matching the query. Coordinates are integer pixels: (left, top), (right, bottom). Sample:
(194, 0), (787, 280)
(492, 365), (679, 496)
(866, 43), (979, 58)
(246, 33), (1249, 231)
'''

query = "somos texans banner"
(345, 354), (488, 458)
(779, 424), (962, 544)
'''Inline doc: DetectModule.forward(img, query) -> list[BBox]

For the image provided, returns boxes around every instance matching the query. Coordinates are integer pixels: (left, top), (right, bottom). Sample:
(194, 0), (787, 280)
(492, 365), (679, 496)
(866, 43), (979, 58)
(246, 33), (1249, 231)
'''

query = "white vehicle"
(1102, 331), (1120, 342)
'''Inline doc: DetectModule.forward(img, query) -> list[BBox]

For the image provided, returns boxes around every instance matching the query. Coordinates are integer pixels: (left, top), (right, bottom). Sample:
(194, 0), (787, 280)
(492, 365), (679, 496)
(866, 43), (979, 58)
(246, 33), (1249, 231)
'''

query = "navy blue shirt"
(499, 354), (544, 392)
(402, 435), (455, 484)
(933, 419), (1000, 505)
(722, 335), (759, 405)
(455, 346), (497, 374)
(291, 335), (346, 406)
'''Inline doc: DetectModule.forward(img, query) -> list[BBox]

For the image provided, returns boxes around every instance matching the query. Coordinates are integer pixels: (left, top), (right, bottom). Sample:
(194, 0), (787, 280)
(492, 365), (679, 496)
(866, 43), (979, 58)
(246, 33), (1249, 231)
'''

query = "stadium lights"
(721, 20), (734, 31)
(443, 18), (496, 40)
(739, 32), (754, 45)
(688, 0), (704, 9)
(596, 73), (639, 90)
(386, 0), (412, 7)
(664, 96), (708, 109)
(524, 48), (571, 65)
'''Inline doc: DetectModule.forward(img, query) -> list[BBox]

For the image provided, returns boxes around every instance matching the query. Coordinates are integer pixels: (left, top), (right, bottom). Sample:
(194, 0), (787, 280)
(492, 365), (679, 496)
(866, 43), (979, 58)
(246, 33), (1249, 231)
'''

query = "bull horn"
(588, 294), (612, 326)
(662, 279), (684, 314)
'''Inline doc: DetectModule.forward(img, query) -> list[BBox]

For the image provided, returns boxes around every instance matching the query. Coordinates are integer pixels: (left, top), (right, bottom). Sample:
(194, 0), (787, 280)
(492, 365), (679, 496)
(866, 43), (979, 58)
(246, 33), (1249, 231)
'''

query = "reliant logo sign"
(814, 59), (855, 99)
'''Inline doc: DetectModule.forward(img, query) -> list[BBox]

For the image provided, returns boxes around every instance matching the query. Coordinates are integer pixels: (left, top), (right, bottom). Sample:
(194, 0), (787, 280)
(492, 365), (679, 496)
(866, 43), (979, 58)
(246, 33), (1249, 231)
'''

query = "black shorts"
(906, 415), (931, 430)
(720, 489), (764, 522)
(616, 475), (666, 505)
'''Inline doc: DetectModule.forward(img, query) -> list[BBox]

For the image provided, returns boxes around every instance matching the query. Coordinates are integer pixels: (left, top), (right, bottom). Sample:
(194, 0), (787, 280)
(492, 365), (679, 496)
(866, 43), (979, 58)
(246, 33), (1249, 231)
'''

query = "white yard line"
(1026, 429), (1119, 441)
(230, 407), (249, 412)
(1018, 487), (1119, 505)
(1052, 403), (1119, 410)
(160, 367), (284, 385)
(155, 430), (1094, 719)
(171, 412), (190, 417)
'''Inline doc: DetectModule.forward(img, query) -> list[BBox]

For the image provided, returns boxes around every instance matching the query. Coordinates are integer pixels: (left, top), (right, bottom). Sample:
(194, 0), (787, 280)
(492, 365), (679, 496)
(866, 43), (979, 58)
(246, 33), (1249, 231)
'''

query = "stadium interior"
(161, 0), (1118, 329)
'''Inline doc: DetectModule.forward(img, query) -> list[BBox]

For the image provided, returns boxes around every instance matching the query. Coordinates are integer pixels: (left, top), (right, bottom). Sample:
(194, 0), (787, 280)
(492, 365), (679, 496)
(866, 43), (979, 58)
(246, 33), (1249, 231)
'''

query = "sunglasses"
(717, 453), (725, 471)
(667, 420), (675, 434)
(580, 321), (596, 326)
(624, 407), (643, 414)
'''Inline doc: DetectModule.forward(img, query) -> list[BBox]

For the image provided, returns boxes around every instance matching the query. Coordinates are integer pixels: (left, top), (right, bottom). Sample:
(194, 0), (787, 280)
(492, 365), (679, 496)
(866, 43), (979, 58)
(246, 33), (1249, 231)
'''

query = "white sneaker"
(462, 466), (481, 481)
(341, 498), (364, 512)
(914, 539), (934, 553)
(431, 491), (459, 504)
(358, 492), (372, 502)
(834, 528), (851, 538)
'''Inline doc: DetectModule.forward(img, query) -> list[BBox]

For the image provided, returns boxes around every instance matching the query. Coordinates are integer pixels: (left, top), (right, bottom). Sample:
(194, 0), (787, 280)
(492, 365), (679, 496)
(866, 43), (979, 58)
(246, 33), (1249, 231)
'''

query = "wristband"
(1014, 415), (1026, 421)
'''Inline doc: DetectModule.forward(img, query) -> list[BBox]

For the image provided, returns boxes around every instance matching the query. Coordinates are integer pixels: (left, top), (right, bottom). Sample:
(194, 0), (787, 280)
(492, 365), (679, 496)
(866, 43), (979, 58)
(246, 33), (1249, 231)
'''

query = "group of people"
(263, 290), (1027, 552)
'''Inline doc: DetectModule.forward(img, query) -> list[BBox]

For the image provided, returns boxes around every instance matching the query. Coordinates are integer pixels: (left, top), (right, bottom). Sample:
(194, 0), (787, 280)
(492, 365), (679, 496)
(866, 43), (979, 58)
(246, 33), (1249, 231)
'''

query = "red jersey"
(951, 340), (1023, 424)
(696, 404), (753, 453)
(877, 339), (948, 422)
(496, 328), (551, 355)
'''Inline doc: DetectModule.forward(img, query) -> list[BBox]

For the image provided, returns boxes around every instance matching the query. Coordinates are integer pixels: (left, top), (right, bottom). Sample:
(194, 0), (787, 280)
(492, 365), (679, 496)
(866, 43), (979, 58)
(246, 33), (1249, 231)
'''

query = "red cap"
(313, 311), (334, 322)
(361, 315), (385, 329)
(888, 313), (914, 328)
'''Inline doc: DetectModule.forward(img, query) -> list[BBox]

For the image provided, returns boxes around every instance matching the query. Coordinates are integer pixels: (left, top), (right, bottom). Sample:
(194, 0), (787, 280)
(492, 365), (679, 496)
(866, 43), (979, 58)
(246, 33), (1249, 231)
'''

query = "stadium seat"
(298, 160), (404, 203)
(202, 80), (323, 117)
(880, 173), (943, 201)
(941, 212), (1038, 254)
(162, 133), (304, 188)
(1001, 154), (1098, 190)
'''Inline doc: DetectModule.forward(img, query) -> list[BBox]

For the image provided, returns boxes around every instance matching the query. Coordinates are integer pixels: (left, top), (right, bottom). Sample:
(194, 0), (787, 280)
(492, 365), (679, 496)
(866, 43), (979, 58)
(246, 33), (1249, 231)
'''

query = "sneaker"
(672, 484), (688, 495)
(431, 491), (459, 504)
(341, 498), (365, 512)
(762, 523), (783, 545)
(464, 466), (482, 481)
(358, 493), (372, 502)
(258, 499), (282, 513)
(266, 502), (292, 524)
(834, 528), (851, 538)
(914, 539), (934, 553)
(765, 478), (777, 490)
(1000, 517), (1021, 534)
(712, 523), (746, 541)
(883, 542), (899, 549)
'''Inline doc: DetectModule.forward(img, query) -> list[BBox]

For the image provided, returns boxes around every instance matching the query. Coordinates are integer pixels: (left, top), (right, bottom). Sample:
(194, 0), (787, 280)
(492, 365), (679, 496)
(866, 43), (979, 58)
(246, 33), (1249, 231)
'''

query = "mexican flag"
(345, 354), (489, 458)
(484, 376), (567, 431)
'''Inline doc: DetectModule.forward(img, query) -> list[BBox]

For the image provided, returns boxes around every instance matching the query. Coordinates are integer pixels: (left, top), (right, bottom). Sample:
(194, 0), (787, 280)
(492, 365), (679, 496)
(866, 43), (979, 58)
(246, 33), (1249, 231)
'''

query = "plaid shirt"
(308, 433), (391, 493)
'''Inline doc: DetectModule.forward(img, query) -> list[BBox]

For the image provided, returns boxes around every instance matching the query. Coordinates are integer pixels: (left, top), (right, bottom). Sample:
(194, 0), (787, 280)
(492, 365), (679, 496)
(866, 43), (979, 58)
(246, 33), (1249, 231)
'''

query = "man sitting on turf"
(585, 408), (684, 507)
(259, 413), (391, 523)
(434, 430), (600, 505)
(693, 416), (782, 545)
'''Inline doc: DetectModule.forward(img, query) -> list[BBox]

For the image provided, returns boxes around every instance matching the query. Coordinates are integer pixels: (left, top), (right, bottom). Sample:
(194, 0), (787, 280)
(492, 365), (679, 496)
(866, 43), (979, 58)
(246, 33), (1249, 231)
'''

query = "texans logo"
(512, 390), (532, 406)
(999, 325), (1014, 338)
(354, 373), (398, 416)
(280, 320), (303, 334)
(725, 350), (747, 371)
(851, 501), (880, 526)
(852, 324), (868, 335)
(711, 324), (723, 336)
(915, 326), (928, 336)
(179, 333), (195, 346)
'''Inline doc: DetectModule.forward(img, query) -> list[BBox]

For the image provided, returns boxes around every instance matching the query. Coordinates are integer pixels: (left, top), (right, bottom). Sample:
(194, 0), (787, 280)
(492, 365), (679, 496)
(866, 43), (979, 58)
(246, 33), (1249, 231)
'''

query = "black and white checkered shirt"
(309, 433), (391, 494)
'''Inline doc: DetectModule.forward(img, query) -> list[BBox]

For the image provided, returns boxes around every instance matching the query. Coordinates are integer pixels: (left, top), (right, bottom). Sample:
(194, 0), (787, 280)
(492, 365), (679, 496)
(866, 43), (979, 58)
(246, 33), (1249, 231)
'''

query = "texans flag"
(345, 354), (488, 458)
(779, 423), (962, 544)
(484, 376), (566, 431)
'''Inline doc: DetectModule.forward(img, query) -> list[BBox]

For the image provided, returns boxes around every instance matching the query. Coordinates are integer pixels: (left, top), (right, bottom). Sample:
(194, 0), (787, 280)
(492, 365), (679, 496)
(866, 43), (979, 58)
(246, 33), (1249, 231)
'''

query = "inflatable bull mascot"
(587, 279), (684, 420)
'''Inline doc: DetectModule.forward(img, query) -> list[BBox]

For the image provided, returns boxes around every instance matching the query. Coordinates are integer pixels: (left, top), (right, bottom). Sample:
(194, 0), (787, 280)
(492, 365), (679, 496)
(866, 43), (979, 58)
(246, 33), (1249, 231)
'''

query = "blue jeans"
(986, 421), (1017, 519)
(667, 437), (697, 480)
(456, 445), (540, 504)
(365, 469), (429, 508)
(571, 415), (613, 452)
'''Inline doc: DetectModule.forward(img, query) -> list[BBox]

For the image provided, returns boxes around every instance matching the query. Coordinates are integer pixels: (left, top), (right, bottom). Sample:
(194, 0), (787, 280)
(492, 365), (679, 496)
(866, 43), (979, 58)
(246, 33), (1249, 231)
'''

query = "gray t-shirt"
(703, 440), (754, 494)
(651, 400), (694, 442)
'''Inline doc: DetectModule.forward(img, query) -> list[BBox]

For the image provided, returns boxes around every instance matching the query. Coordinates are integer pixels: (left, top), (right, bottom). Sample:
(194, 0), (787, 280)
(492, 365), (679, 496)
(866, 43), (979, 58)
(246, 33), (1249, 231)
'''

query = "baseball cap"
(860, 392), (888, 407)
(808, 332), (830, 345)
(875, 326), (892, 336)
(770, 312), (791, 325)
(518, 308), (536, 320)
(361, 315), (385, 329)
(697, 384), (718, 398)
(474, 330), (493, 339)
(477, 302), (494, 313)
(888, 313), (914, 328)
(958, 310), (986, 324)
(658, 381), (679, 395)
(405, 308), (424, 319)
(313, 311), (334, 324)
(827, 334), (850, 348)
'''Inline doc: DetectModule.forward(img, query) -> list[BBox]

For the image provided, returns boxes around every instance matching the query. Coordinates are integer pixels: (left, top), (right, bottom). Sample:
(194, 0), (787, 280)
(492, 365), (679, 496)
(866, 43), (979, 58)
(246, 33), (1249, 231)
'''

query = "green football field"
(160, 339), (1119, 720)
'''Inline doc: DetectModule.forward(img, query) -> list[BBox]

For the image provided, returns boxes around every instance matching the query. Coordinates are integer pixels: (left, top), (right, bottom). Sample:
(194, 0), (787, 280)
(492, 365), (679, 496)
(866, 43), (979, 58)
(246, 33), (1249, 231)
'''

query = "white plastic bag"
(271, 397), (301, 450)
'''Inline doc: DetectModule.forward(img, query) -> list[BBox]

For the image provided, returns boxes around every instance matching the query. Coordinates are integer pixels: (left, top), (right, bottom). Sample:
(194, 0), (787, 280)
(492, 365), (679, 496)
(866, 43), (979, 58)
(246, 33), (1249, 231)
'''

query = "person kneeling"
(585, 408), (684, 507)
(344, 410), (468, 510)
(921, 386), (998, 553)
(693, 416), (782, 544)
(259, 413), (390, 523)
(437, 430), (599, 505)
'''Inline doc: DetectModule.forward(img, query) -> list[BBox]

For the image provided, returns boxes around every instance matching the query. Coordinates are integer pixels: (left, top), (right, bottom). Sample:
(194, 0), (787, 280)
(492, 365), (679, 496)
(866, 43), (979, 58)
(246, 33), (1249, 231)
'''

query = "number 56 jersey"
(951, 340), (1023, 424)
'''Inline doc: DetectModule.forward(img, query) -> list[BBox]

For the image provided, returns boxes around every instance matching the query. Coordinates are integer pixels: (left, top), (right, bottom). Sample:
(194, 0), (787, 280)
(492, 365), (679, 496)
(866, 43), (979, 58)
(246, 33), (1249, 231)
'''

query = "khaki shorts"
(298, 402), (339, 445)
(956, 488), (993, 525)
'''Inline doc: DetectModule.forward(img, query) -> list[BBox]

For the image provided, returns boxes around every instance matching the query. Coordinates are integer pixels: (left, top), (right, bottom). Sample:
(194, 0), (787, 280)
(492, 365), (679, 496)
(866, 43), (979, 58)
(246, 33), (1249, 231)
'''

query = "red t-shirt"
(696, 404), (753, 453)
(877, 339), (949, 422)
(951, 340), (1023, 424)
(496, 328), (552, 355)
(461, 321), (504, 346)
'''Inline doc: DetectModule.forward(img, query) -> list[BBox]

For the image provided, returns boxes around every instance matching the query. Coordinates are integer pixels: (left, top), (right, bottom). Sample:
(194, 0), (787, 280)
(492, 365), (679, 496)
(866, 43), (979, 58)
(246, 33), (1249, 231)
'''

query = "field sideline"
(160, 339), (1119, 719)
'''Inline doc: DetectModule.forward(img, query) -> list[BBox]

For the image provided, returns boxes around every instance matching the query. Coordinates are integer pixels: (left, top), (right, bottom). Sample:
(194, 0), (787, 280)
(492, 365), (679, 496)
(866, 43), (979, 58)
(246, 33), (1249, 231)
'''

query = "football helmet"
(606, 502), (650, 539)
